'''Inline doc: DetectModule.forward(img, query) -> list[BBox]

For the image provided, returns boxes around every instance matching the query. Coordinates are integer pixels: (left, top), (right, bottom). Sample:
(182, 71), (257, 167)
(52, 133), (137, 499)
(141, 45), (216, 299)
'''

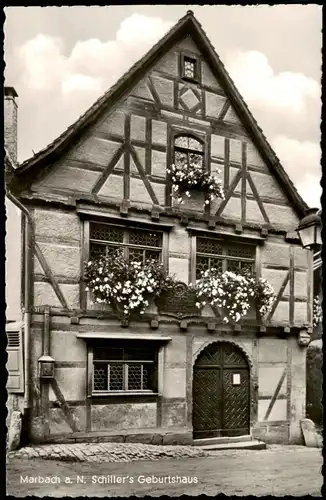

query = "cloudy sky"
(4, 5), (322, 207)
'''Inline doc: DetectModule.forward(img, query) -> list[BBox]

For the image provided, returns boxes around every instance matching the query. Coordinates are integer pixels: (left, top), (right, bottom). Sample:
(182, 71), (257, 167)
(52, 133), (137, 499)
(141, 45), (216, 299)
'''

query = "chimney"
(4, 86), (18, 164)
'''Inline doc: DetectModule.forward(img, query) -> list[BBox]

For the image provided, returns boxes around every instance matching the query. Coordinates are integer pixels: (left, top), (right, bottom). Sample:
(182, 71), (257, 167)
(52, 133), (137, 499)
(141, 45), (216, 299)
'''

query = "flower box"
(168, 160), (224, 209)
(193, 270), (275, 325)
(84, 249), (177, 321)
(172, 189), (206, 212)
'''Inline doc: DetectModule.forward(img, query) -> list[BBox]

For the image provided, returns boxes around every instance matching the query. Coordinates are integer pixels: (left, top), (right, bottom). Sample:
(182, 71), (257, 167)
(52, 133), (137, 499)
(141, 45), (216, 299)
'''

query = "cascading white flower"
(313, 296), (322, 327)
(168, 159), (224, 206)
(84, 249), (177, 319)
(193, 269), (275, 323)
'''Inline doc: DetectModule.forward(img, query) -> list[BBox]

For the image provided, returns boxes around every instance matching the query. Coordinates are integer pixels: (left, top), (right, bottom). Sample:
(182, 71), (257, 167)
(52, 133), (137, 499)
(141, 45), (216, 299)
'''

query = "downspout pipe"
(43, 306), (51, 357)
(6, 190), (32, 413)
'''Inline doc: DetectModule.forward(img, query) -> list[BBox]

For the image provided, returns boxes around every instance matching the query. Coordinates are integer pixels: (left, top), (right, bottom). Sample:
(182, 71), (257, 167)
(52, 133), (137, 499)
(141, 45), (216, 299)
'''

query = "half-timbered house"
(6, 11), (314, 446)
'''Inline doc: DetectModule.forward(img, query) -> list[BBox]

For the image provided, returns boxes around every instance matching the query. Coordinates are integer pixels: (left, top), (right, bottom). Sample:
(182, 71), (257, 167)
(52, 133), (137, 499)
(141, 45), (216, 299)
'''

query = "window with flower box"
(194, 237), (256, 280)
(89, 222), (163, 264)
(174, 134), (204, 169)
(92, 342), (158, 394)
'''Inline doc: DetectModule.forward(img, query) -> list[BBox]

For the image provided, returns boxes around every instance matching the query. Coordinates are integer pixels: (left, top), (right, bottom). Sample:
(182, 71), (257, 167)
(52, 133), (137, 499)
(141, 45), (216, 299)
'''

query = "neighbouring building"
(5, 87), (25, 433)
(5, 11), (315, 446)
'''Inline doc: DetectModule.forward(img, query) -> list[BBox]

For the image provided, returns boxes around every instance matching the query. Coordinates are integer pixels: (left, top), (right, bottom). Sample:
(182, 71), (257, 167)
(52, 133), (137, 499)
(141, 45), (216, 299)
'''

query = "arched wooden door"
(193, 342), (250, 439)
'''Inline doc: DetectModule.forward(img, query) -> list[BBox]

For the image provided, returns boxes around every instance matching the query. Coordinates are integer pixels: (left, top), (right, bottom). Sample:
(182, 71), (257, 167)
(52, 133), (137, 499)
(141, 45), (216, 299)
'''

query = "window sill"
(91, 391), (161, 397)
(181, 76), (200, 85)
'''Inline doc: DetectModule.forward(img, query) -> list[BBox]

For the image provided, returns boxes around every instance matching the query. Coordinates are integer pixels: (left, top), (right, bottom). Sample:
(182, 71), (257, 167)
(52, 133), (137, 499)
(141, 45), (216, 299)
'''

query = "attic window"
(184, 57), (196, 79)
(181, 55), (199, 82)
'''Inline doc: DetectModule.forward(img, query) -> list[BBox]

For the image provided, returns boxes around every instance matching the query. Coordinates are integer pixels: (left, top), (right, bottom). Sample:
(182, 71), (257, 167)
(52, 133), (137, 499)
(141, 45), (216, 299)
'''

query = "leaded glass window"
(174, 134), (204, 169)
(195, 237), (256, 280)
(92, 344), (158, 393)
(89, 222), (163, 264)
(183, 57), (197, 80)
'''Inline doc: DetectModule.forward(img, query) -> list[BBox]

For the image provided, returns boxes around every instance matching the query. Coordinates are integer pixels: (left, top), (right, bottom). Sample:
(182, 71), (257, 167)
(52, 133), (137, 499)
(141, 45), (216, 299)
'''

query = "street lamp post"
(296, 208), (322, 348)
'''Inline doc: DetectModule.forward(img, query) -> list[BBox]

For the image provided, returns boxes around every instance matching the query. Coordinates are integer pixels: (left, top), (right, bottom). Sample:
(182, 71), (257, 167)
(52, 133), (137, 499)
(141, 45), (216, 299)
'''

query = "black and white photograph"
(4, 5), (322, 497)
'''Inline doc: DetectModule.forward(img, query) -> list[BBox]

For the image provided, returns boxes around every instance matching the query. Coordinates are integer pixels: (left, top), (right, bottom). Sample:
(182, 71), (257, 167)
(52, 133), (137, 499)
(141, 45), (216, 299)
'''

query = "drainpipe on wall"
(6, 191), (32, 414)
(43, 306), (51, 356)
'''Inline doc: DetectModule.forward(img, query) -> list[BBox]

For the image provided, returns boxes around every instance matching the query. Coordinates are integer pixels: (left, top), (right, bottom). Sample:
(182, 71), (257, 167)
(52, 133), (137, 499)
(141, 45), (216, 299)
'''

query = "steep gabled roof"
(12, 10), (308, 215)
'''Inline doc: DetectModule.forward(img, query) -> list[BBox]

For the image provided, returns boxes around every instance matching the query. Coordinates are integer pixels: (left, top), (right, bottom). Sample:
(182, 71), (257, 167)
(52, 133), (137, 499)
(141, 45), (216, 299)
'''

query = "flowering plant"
(255, 277), (275, 318)
(84, 249), (176, 319)
(193, 269), (275, 323)
(313, 296), (322, 327)
(167, 157), (224, 206)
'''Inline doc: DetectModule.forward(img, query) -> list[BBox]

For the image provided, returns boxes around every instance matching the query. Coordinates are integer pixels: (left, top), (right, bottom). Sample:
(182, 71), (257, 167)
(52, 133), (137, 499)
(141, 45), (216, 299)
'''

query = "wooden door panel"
(193, 367), (221, 436)
(222, 368), (250, 436)
(193, 342), (250, 439)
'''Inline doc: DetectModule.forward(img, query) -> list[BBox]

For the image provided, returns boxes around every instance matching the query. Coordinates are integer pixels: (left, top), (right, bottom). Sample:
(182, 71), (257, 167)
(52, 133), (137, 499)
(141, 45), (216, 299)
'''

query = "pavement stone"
(7, 441), (210, 464)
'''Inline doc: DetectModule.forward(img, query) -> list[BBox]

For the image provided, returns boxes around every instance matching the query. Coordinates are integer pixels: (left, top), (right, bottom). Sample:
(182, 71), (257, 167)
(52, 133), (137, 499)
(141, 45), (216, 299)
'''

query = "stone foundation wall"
(91, 403), (157, 432)
(252, 421), (290, 444)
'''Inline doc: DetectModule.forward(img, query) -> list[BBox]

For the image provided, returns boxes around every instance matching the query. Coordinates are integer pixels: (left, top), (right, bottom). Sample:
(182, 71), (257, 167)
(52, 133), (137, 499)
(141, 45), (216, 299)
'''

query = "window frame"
(191, 234), (257, 284)
(88, 221), (164, 265)
(171, 128), (208, 168)
(180, 53), (201, 83)
(173, 133), (205, 170)
(167, 128), (209, 207)
(88, 342), (164, 397)
(81, 218), (170, 310)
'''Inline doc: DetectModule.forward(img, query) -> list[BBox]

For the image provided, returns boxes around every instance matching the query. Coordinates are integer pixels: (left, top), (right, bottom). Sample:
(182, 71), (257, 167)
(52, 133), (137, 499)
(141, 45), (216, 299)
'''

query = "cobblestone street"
(8, 441), (208, 463)
(7, 444), (323, 497)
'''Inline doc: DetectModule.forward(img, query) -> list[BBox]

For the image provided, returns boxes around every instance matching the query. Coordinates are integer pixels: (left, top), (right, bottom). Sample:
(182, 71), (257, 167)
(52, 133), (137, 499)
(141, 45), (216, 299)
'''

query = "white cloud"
(68, 39), (123, 78)
(18, 34), (66, 90)
(271, 135), (321, 207)
(61, 73), (102, 95)
(14, 13), (173, 161)
(17, 13), (173, 96)
(226, 50), (320, 114)
(116, 13), (173, 49)
(224, 49), (321, 207)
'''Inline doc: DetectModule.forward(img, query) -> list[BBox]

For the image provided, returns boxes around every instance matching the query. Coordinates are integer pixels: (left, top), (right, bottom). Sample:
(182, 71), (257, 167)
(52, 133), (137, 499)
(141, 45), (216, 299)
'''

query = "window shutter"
(6, 328), (24, 393)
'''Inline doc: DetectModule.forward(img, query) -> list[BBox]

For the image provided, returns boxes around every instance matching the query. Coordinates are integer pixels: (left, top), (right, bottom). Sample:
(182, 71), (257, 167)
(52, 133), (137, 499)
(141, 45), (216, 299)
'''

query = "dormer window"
(181, 54), (200, 83)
